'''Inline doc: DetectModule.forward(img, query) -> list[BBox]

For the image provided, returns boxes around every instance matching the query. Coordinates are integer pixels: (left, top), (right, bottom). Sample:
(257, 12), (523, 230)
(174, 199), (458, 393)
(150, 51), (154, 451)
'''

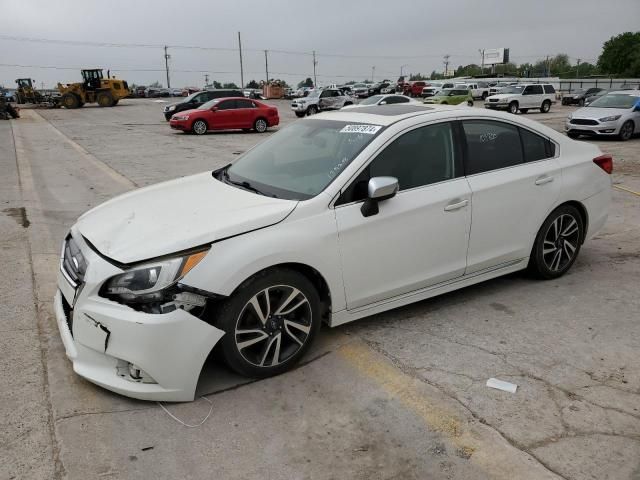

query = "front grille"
(61, 293), (74, 336)
(570, 119), (598, 126)
(489, 98), (499, 102)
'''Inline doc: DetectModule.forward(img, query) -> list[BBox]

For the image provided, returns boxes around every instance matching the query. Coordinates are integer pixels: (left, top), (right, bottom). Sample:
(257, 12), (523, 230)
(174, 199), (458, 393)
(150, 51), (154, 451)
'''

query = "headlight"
(168, 105), (176, 111)
(102, 249), (208, 301)
(599, 115), (621, 122)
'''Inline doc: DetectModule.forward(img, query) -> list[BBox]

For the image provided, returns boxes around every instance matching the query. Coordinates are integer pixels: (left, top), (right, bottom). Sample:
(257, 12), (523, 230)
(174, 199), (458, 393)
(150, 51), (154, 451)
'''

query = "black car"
(561, 87), (604, 106)
(163, 89), (244, 120)
(368, 82), (391, 96)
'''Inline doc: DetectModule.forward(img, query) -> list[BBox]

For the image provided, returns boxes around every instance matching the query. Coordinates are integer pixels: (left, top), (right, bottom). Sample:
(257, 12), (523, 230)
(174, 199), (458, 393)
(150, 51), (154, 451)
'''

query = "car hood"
(170, 108), (201, 117)
(76, 172), (298, 264)
(571, 106), (630, 119)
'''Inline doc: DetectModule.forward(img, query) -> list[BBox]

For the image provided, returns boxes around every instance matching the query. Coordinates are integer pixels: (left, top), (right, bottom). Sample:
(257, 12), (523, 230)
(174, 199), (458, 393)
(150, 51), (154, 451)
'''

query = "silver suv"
(485, 84), (556, 114)
(291, 88), (353, 117)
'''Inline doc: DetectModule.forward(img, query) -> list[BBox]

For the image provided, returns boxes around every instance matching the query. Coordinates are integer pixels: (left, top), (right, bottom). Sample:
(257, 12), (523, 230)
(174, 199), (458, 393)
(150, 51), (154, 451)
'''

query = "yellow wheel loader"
(58, 69), (129, 109)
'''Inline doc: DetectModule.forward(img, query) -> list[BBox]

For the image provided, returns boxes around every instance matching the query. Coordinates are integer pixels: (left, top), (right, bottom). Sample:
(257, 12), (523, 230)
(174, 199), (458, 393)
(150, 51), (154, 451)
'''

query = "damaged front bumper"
(54, 231), (225, 402)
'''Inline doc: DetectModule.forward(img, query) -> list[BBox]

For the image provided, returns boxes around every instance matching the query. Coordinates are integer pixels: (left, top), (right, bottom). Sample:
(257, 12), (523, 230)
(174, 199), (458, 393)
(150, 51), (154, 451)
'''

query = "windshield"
(353, 84), (366, 88)
(589, 93), (639, 109)
(502, 86), (525, 94)
(435, 89), (452, 97)
(225, 120), (384, 200)
(199, 99), (221, 110)
(360, 95), (384, 105)
(307, 90), (320, 98)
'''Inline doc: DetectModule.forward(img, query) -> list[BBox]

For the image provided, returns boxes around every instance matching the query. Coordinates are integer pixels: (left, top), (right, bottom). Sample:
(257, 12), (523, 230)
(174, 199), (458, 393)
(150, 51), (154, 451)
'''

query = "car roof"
(607, 90), (640, 95)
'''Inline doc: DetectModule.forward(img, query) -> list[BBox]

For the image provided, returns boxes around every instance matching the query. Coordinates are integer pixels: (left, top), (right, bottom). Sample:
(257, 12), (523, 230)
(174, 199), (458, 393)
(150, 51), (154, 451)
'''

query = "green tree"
(246, 79), (260, 89)
(297, 77), (314, 88)
(409, 73), (428, 81)
(212, 81), (223, 89)
(222, 82), (238, 89)
(149, 81), (162, 88)
(598, 31), (640, 76)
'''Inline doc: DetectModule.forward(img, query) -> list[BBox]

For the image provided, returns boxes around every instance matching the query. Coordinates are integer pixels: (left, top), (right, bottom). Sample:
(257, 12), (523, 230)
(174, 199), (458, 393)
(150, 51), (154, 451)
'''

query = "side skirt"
(329, 258), (529, 327)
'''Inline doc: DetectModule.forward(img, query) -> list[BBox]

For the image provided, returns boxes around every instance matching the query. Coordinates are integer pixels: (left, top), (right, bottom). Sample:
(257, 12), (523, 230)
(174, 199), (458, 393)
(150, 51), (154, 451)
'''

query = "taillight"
(593, 154), (613, 174)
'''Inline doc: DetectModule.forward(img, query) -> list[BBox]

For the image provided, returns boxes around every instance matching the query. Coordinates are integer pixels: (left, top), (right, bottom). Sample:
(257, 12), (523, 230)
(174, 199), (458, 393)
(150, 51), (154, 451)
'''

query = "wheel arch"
(231, 262), (333, 324)
(561, 200), (589, 243)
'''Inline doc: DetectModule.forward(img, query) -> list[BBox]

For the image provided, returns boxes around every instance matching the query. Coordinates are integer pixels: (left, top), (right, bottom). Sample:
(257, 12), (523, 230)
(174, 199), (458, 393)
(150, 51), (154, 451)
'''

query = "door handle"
(444, 199), (469, 212)
(535, 176), (554, 186)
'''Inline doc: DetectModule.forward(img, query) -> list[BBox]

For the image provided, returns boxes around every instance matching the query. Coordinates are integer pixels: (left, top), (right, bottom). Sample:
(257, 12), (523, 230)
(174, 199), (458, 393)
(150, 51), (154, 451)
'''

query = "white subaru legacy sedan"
(55, 105), (612, 401)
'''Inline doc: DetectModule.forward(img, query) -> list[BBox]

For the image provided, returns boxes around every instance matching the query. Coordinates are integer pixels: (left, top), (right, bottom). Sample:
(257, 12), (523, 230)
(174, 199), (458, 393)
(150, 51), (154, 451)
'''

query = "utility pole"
(479, 49), (485, 74)
(163, 46), (171, 89)
(576, 58), (581, 78)
(238, 32), (244, 88)
(264, 50), (269, 85)
(204, 73), (209, 86)
(400, 64), (408, 78)
(443, 54), (450, 78)
(371, 66), (375, 83)
(545, 55), (550, 77)
(312, 50), (317, 87)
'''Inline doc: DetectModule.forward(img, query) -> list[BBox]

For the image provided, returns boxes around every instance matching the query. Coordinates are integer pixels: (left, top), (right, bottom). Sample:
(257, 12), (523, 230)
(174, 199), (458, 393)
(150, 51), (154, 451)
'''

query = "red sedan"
(169, 97), (279, 135)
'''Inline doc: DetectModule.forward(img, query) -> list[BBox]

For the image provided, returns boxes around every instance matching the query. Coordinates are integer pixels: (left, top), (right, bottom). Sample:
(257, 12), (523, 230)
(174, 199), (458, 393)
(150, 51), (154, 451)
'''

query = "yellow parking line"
(614, 185), (640, 197)
(338, 342), (558, 479)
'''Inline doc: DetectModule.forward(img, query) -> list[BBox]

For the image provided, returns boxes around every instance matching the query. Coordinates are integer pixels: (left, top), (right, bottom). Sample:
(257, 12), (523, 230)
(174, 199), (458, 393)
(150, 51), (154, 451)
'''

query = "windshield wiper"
(220, 166), (270, 197)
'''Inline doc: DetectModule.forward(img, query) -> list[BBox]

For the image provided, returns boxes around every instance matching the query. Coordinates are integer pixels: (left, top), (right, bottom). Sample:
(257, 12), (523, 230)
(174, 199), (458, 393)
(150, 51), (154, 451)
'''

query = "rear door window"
(217, 100), (237, 110)
(543, 85), (556, 94)
(520, 128), (552, 162)
(462, 120), (524, 175)
(236, 99), (256, 108)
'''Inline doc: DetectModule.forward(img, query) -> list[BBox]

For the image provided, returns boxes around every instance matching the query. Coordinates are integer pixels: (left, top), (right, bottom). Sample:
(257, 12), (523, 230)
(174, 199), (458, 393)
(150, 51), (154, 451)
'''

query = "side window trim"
(334, 120), (463, 207)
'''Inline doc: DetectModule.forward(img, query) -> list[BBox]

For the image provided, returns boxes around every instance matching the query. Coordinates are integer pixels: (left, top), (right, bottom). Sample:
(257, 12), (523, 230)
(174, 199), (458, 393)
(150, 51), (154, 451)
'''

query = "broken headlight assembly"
(100, 249), (210, 313)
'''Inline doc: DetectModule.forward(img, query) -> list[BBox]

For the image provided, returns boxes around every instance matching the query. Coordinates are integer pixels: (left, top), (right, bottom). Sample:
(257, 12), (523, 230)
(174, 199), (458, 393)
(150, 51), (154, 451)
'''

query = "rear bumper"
(54, 232), (225, 402)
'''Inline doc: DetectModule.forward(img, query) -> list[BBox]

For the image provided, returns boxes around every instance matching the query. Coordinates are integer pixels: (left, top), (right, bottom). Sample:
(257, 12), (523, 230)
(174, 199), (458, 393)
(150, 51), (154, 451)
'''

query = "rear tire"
(254, 117), (268, 133)
(619, 121), (634, 141)
(112, 99), (119, 106)
(528, 205), (584, 280)
(509, 101), (519, 114)
(61, 93), (81, 109)
(215, 268), (322, 378)
(97, 92), (114, 107)
(192, 119), (208, 135)
(540, 100), (551, 113)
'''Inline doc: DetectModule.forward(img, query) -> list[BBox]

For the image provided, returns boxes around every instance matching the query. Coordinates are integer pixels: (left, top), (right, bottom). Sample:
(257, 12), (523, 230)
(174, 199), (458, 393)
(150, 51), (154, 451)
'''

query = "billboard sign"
(482, 48), (510, 65)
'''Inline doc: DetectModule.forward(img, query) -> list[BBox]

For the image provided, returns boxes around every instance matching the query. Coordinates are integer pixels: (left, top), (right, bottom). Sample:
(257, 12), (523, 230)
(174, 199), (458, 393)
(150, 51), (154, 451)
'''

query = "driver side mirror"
(379, 100), (387, 105)
(361, 177), (399, 217)
(210, 106), (218, 112)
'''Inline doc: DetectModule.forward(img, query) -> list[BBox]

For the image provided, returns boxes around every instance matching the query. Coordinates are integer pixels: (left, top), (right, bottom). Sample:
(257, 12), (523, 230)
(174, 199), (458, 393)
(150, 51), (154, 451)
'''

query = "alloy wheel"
(542, 214), (580, 272)
(620, 121), (633, 141)
(193, 120), (207, 135)
(255, 119), (267, 132)
(235, 285), (312, 368)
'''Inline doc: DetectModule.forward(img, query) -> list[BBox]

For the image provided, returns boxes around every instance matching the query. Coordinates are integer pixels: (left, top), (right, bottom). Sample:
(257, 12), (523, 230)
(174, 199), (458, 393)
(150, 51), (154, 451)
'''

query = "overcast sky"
(1, 0), (638, 89)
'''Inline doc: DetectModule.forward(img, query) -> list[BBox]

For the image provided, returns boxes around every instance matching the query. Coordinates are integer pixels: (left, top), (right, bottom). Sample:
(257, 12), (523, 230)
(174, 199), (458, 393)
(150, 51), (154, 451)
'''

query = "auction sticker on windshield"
(340, 124), (382, 134)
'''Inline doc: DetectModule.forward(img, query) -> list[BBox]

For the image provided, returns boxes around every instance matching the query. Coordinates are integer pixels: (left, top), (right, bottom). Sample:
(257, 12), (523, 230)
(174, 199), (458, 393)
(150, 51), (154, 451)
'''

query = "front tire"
(578, 99), (585, 107)
(307, 105), (318, 116)
(295, 112), (305, 118)
(529, 205), (584, 279)
(61, 93), (80, 109)
(619, 121), (634, 141)
(567, 132), (581, 139)
(215, 269), (322, 378)
(192, 119), (208, 135)
(509, 101), (519, 114)
(540, 100), (551, 113)
(253, 117), (268, 133)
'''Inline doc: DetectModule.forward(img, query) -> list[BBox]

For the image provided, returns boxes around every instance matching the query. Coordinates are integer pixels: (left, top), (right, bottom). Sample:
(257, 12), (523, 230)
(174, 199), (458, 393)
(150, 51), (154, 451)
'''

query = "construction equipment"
(14, 78), (60, 107)
(15, 78), (41, 104)
(57, 69), (129, 109)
